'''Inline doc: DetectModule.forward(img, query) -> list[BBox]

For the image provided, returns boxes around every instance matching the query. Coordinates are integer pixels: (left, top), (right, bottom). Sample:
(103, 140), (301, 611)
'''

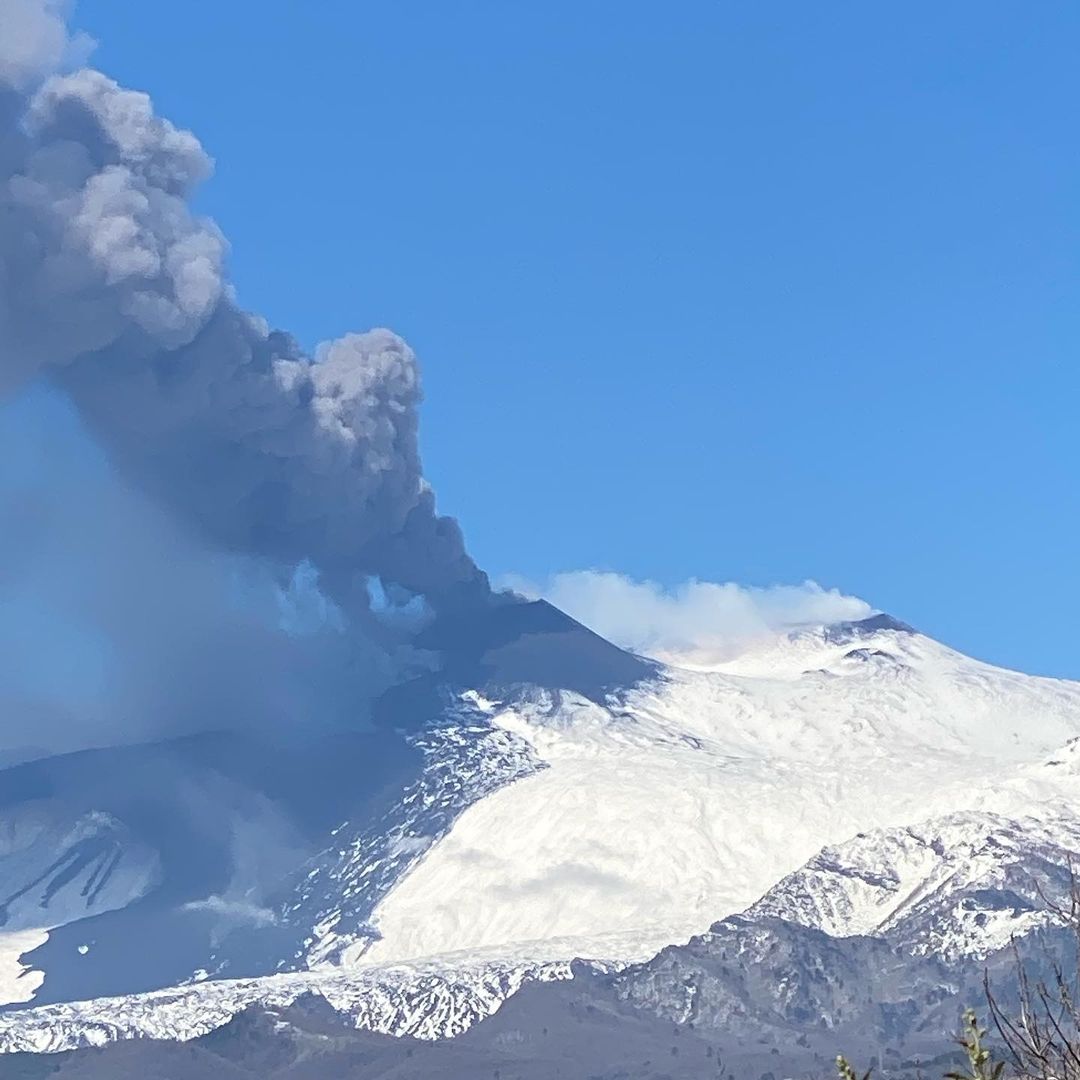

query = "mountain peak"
(378, 597), (657, 727)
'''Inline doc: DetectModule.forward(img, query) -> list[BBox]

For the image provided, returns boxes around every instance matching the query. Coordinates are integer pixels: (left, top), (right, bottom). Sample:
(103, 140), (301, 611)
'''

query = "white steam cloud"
(502, 571), (873, 663)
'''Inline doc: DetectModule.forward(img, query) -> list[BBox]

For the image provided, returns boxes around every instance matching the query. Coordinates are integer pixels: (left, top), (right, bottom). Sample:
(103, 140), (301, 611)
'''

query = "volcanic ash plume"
(0, 1), (488, 624)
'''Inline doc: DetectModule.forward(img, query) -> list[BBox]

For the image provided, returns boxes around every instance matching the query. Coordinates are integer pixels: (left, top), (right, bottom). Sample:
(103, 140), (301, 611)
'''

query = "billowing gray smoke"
(0, 0), (487, 624)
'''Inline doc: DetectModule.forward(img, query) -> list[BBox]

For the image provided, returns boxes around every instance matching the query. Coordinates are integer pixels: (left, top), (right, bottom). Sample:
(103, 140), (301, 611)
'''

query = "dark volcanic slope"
(0, 728), (421, 1011)
(423, 597), (657, 699)
(374, 597), (657, 729)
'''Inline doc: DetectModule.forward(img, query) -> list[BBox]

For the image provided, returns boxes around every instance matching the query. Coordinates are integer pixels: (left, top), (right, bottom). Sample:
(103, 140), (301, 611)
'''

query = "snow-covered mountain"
(746, 809), (1080, 961)
(3, 601), (1080, 1058)
(283, 610), (1080, 974)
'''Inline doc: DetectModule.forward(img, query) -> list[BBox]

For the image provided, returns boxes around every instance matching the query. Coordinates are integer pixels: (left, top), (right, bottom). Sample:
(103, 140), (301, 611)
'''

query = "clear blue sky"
(42, 2), (1080, 676)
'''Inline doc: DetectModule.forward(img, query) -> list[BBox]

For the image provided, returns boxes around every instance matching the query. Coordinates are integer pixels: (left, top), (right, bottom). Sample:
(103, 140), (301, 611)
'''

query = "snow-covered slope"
(4, 611), (1080, 1052)
(341, 616), (1080, 967)
(746, 809), (1080, 961)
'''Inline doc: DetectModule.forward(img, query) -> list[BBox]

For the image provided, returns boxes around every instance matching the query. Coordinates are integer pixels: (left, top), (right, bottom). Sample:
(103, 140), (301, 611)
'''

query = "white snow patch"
(0, 930), (47, 1005)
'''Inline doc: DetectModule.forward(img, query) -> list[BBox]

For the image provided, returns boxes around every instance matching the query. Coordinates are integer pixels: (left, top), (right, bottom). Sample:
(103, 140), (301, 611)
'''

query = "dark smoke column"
(0, 0), (489, 617)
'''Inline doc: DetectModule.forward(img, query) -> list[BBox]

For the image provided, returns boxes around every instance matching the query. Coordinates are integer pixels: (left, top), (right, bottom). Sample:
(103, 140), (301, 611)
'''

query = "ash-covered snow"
(0, 807), (159, 1004)
(0, 808), (159, 934)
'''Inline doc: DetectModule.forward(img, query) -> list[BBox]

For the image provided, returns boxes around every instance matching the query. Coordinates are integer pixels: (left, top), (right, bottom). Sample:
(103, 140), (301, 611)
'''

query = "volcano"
(3, 602), (1080, 1063)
